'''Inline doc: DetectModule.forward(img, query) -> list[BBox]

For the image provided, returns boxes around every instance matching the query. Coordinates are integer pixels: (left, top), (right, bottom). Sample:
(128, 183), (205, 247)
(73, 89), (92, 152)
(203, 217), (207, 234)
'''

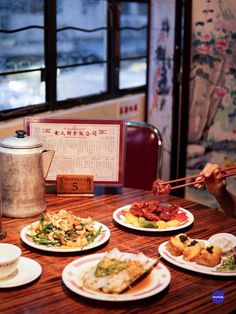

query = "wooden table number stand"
(56, 174), (94, 196)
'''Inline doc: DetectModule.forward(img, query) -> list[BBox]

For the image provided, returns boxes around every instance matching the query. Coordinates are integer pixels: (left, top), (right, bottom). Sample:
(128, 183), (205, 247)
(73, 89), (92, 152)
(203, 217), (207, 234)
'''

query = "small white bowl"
(208, 233), (236, 254)
(0, 243), (21, 280)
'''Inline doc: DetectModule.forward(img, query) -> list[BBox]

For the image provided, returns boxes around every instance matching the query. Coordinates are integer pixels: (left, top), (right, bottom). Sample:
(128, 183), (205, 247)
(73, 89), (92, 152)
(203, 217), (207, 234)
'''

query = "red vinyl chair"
(124, 121), (163, 190)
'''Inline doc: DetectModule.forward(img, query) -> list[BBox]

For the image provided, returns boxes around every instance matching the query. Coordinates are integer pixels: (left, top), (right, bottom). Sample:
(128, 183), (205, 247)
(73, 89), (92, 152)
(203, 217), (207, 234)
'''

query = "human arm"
(195, 163), (236, 218)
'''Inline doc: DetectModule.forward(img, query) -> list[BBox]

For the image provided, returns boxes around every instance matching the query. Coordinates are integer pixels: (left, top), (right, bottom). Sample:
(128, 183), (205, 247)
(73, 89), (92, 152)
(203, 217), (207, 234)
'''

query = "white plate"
(62, 253), (171, 301)
(158, 240), (236, 277)
(113, 204), (194, 232)
(0, 257), (42, 288)
(20, 221), (110, 253)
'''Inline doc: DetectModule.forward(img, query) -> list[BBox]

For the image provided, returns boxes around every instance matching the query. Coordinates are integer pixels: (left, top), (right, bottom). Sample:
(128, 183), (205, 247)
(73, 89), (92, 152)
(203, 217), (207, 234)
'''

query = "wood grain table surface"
(0, 187), (235, 314)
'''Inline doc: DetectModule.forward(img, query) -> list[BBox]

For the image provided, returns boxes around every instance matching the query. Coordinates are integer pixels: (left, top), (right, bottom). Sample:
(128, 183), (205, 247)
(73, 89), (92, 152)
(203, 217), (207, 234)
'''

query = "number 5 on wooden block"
(56, 174), (94, 196)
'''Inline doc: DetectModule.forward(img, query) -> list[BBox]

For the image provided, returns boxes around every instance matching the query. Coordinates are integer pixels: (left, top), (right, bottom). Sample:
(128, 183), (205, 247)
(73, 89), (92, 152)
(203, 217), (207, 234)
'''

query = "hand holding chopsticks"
(152, 166), (236, 195)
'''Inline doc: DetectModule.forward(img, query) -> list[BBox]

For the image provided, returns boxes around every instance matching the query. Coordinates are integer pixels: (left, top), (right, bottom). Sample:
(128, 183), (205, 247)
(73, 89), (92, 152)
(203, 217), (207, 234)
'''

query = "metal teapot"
(0, 130), (55, 218)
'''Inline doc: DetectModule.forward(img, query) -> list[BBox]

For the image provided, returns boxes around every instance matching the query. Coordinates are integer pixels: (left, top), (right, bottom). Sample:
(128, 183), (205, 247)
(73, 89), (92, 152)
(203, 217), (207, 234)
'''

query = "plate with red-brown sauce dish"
(113, 202), (194, 232)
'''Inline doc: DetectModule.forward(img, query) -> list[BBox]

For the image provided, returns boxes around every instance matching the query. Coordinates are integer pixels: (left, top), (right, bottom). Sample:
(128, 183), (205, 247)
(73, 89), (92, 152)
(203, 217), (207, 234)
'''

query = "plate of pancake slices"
(62, 247), (171, 301)
(158, 233), (236, 276)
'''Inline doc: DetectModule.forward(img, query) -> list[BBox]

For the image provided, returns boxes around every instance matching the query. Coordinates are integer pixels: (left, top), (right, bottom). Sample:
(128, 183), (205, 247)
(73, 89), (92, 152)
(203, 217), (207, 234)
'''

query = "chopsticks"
(165, 166), (236, 191)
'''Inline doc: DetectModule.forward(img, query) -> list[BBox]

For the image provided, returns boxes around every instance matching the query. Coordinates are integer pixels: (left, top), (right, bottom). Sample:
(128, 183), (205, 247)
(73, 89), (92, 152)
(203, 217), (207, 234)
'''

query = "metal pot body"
(1, 152), (46, 218)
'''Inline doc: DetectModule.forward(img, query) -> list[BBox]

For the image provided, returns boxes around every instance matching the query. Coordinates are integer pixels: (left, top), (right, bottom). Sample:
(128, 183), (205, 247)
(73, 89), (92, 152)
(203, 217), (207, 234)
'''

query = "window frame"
(0, 0), (149, 121)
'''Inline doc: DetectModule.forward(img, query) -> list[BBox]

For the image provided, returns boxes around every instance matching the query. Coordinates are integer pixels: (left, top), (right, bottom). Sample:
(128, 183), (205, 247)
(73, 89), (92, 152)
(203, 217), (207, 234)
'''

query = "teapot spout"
(42, 150), (55, 179)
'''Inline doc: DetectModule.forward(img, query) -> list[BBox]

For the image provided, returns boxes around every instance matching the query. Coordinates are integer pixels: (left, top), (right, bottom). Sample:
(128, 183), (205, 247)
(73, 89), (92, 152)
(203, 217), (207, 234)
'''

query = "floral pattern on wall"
(186, 0), (236, 208)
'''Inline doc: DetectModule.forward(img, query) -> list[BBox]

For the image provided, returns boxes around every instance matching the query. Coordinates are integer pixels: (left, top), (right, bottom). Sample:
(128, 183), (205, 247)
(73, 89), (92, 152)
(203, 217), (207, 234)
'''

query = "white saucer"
(0, 256), (42, 288)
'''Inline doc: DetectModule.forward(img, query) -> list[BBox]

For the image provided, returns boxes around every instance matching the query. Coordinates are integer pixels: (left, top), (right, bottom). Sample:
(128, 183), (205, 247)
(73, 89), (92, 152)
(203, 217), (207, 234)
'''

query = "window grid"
(0, 0), (148, 120)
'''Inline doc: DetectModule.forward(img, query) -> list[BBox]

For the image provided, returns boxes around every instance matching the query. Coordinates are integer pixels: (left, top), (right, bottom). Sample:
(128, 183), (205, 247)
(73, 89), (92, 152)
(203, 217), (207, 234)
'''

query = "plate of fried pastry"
(158, 233), (236, 276)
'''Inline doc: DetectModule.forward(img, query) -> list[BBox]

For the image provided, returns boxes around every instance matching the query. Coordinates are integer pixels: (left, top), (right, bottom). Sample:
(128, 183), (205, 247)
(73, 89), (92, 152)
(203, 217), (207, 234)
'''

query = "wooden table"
(0, 188), (235, 314)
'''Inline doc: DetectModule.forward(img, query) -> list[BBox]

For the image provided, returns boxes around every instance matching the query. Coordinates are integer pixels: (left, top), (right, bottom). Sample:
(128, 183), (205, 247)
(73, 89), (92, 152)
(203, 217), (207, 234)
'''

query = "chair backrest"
(124, 121), (163, 190)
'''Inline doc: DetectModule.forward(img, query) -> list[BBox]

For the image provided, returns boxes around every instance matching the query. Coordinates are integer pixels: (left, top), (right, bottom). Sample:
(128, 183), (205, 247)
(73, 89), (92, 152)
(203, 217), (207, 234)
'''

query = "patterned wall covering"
(186, 0), (236, 208)
(147, 0), (176, 180)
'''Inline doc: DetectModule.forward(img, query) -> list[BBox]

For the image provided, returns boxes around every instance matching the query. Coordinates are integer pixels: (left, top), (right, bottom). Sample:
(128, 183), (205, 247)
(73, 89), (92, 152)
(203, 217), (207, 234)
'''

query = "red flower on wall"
(196, 43), (212, 55)
(216, 38), (228, 51)
(215, 86), (228, 97)
(200, 33), (211, 41)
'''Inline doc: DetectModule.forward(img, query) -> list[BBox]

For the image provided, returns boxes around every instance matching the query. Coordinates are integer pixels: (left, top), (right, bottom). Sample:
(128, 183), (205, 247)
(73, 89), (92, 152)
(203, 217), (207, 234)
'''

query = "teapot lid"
(0, 130), (43, 149)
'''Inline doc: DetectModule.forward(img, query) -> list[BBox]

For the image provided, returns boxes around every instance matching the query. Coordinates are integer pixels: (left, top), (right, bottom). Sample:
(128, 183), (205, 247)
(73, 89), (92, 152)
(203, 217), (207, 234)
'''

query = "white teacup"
(0, 243), (21, 279)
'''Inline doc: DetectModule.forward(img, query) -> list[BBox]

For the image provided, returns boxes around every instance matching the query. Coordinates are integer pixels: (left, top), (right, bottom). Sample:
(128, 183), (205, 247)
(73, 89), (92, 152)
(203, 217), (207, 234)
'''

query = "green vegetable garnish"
(95, 258), (128, 277)
(217, 254), (236, 272)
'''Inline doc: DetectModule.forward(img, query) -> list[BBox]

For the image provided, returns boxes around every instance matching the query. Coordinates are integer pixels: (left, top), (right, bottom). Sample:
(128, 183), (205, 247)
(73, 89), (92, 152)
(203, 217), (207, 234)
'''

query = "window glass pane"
(0, 0), (44, 111)
(57, 0), (107, 100)
(120, 2), (147, 58)
(0, 72), (45, 110)
(120, 28), (147, 59)
(57, 64), (106, 100)
(119, 59), (146, 89)
(57, 31), (105, 67)
(0, 30), (44, 73)
(119, 2), (148, 89)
